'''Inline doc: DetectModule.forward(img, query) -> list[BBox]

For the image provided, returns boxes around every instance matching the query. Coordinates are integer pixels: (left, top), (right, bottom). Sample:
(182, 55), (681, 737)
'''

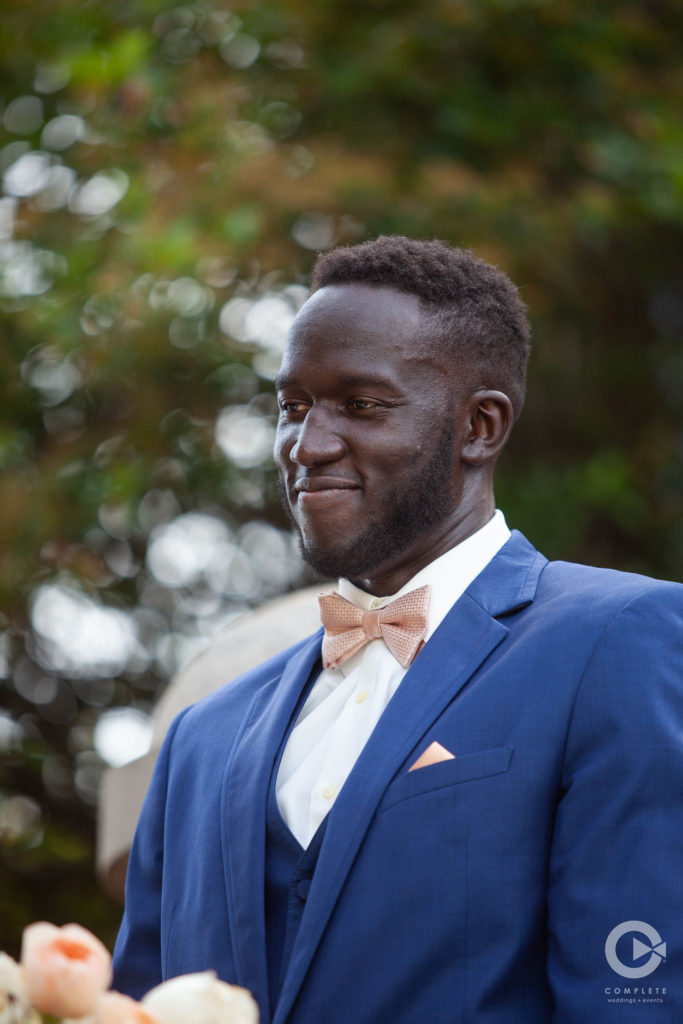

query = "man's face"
(274, 283), (470, 587)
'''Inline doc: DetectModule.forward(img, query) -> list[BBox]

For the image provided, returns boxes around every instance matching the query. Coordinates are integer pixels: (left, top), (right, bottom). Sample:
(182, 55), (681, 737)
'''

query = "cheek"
(362, 444), (427, 493)
(370, 434), (432, 466)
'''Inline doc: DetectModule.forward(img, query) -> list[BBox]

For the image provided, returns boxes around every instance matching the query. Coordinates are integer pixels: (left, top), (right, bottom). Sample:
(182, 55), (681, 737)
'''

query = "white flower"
(0, 953), (27, 1000)
(142, 971), (259, 1024)
(0, 953), (39, 1024)
(92, 989), (161, 1024)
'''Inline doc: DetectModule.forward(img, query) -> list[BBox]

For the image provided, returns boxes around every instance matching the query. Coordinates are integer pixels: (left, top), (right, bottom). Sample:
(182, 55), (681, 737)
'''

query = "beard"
(279, 419), (455, 581)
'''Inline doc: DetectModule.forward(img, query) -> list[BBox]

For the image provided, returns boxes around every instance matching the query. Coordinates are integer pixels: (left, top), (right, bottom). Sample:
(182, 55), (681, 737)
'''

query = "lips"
(295, 476), (360, 494)
(293, 476), (361, 509)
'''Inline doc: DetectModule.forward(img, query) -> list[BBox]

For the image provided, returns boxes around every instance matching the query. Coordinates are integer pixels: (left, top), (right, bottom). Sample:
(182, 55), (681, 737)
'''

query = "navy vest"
(264, 665), (329, 1014)
(264, 779), (328, 1011)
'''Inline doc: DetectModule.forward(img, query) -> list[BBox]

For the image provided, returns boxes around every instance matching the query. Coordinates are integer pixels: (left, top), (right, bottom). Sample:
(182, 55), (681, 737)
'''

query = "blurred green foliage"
(0, 0), (681, 957)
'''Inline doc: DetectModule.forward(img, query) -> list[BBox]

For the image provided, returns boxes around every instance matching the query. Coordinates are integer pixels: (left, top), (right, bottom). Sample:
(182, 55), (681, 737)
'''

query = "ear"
(461, 390), (514, 466)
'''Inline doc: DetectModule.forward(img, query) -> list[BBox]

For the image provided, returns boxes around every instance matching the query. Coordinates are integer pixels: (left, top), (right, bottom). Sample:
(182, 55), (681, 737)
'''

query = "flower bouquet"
(1, 923), (258, 1024)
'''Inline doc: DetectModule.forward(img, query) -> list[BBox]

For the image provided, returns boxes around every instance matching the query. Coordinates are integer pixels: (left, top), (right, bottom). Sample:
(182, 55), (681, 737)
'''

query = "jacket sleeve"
(111, 708), (190, 999)
(547, 581), (683, 1022)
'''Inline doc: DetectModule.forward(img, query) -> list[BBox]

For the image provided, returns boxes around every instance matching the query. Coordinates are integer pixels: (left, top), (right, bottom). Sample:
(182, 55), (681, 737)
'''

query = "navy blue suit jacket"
(113, 532), (683, 1022)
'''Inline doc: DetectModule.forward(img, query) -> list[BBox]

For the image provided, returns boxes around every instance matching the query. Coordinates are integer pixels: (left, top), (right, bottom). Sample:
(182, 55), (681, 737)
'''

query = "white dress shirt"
(276, 510), (511, 847)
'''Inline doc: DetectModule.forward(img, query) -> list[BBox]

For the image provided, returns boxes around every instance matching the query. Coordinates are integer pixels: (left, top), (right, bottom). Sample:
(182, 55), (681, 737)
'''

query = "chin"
(299, 542), (360, 580)
(299, 529), (398, 581)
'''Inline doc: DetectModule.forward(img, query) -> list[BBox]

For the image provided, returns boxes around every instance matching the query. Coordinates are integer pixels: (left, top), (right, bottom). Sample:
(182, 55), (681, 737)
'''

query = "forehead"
(279, 283), (443, 383)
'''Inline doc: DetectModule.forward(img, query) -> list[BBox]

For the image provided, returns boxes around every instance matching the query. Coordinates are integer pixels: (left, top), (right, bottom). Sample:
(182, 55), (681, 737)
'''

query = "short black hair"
(310, 235), (531, 419)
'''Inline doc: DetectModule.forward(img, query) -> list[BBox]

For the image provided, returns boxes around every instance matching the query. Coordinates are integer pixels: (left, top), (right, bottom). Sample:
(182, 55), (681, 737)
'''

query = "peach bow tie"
(318, 585), (431, 669)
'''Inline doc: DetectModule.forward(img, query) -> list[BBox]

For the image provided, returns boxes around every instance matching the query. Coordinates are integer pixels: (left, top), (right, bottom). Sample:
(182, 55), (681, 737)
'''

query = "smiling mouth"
(294, 477), (361, 506)
(295, 477), (359, 494)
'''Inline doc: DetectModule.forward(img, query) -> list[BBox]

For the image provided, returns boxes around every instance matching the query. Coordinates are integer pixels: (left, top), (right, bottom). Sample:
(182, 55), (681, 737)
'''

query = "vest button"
(296, 878), (312, 900)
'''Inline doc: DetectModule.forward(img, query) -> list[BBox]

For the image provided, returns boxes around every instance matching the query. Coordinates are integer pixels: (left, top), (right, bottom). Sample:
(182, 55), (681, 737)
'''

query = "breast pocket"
(378, 745), (513, 814)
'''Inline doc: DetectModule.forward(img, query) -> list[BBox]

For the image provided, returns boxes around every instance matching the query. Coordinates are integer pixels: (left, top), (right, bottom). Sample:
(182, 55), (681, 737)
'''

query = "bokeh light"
(30, 582), (141, 678)
(93, 708), (153, 768)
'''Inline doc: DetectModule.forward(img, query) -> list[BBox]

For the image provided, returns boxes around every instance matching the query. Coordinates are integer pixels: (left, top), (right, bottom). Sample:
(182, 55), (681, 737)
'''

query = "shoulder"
(543, 564), (683, 757)
(493, 530), (681, 639)
(492, 535), (681, 699)
(531, 561), (682, 687)
(535, 555), (682, 627)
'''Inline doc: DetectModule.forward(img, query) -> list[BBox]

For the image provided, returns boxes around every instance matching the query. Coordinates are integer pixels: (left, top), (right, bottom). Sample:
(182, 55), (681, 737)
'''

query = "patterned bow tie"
(318, 585), (431, 670)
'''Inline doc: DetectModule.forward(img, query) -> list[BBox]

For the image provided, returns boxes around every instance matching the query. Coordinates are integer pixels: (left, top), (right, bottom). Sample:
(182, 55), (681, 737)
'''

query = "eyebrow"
(275, 373), (399, 392)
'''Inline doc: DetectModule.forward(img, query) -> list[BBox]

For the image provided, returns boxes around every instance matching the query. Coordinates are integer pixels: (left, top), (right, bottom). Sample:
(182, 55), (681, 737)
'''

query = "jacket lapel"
(222, 631), (323, 1022)
(273, 531), (546, 1023)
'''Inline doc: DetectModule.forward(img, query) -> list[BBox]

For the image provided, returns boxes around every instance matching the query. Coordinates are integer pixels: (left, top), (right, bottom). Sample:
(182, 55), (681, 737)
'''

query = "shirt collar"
(337, 510), (511, 642)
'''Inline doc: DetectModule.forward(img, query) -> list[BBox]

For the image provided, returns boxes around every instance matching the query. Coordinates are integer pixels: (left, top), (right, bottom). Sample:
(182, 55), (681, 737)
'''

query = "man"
(113, 237), (683, 1022)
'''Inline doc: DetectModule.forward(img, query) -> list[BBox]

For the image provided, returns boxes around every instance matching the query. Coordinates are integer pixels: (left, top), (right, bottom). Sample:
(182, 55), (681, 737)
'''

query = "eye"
(278, 397), (310, 416)
(346, 398), (382, 413)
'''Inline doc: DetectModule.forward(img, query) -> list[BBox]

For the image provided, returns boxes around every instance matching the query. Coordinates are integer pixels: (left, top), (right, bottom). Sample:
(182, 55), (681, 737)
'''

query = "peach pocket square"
(408, 740), (456, 772)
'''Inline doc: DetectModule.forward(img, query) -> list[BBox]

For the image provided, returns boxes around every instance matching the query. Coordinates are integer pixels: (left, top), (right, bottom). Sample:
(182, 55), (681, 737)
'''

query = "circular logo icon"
(605, 921), (667, 979)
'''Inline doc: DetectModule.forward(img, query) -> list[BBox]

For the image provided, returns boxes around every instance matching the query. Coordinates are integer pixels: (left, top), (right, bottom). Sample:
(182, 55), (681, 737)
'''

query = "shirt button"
(355, 690), (369, 704)
(296, 878), (311, 900)
(321, 784), (338, 800)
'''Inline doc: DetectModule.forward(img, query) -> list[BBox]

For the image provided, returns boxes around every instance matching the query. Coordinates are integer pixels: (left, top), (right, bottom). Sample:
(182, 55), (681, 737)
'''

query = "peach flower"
(93, 990), (161, 1024)
(20, 921), (112, 1019)
(142, 971), (259, 1024)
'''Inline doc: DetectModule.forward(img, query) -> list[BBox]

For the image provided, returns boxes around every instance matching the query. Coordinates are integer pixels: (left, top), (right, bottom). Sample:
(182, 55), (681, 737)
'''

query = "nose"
(288, 407), (346, 468)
